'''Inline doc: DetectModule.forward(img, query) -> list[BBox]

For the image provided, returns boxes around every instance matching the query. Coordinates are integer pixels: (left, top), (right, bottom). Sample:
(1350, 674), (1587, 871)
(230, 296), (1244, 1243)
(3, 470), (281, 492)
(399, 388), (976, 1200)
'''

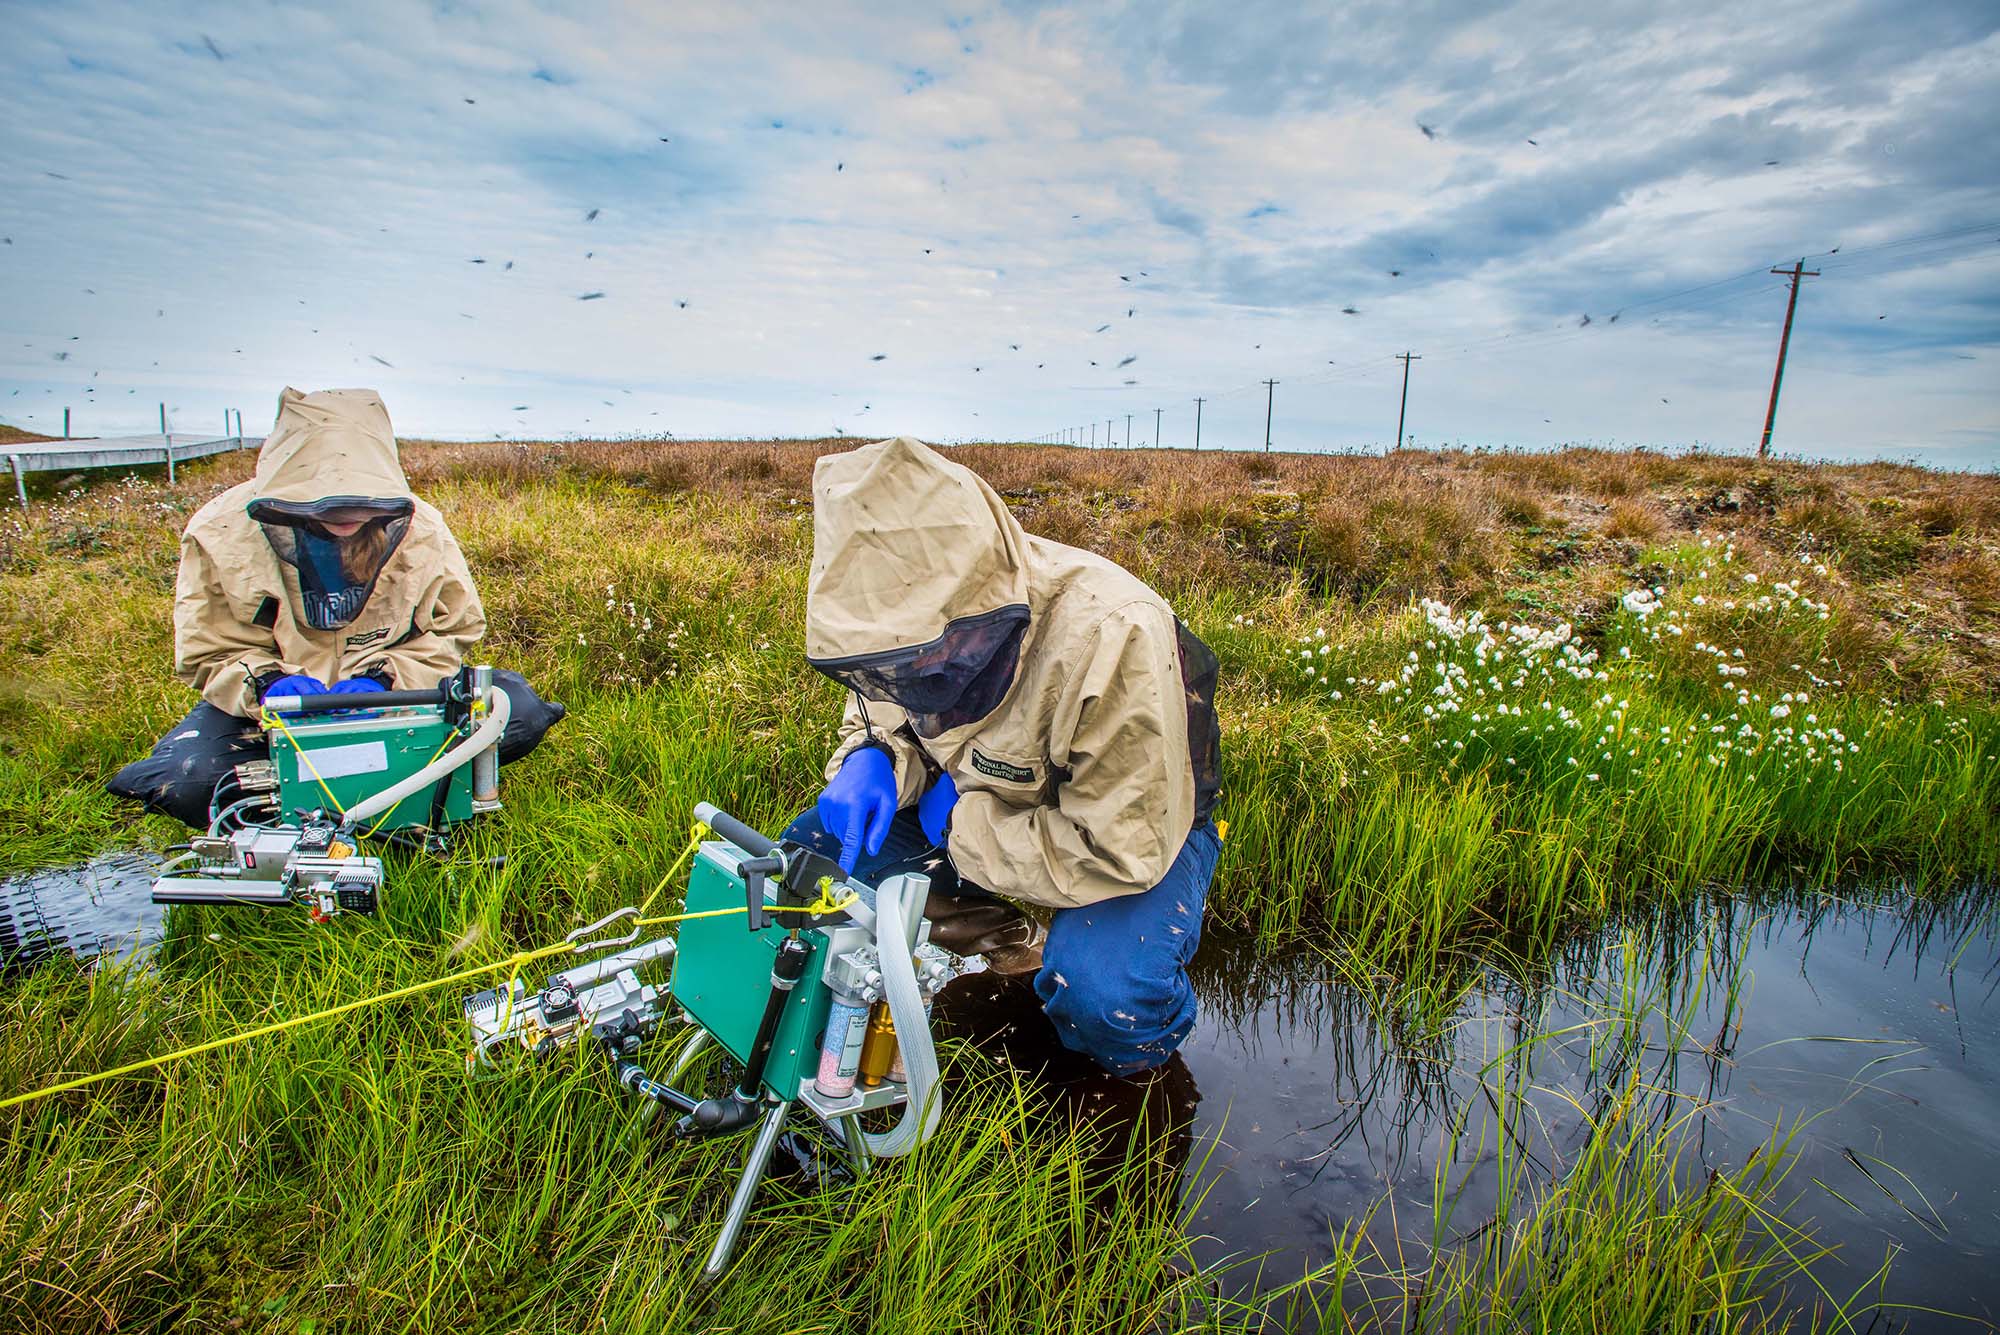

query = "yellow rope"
(358, 732), (458, 839)
(1, 940), (569, 1112)
(261, 711), (345, 814)
(635, 821), (710, 917)
(633, 906), (747, 929)
(0, 828), (733, 1114)
(490, 823), (712, 1063)
(262, 709), (461, 837)
(805, 876), (861, 917)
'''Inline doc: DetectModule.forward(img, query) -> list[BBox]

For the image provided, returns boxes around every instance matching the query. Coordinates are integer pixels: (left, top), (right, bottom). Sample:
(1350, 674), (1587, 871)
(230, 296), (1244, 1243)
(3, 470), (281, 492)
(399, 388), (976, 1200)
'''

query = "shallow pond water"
(1174, 893), (2000, 1328)
(0, 851), (164, 976)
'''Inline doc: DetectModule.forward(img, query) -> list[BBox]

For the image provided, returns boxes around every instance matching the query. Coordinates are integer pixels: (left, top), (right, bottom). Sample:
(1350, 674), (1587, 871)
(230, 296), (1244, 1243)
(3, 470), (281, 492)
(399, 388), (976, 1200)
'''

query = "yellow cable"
(633, 906), (749, 929)
(359, 732), (458, 839)
(635, 821), (710, 917)
(1, 940), (569, 1112)
(495, 825), (709, 1045)
(804, 876), (860, 917)
(261, 711), (345, 815)
(0, 828), (730, 1113)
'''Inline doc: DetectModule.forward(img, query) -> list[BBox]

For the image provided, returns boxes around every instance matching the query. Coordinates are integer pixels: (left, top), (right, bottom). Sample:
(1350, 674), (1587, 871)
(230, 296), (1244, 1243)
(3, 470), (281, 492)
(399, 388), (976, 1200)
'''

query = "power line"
(1805, 219), (2000, 264)
(1025, 216), (2000, 448)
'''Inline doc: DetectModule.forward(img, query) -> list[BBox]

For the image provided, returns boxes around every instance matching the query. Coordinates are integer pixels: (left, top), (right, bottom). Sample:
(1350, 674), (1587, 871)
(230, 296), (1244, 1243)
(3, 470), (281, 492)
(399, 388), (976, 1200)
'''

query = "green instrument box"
(269, 706), (474, 831)
(671, 841), (834, 1100)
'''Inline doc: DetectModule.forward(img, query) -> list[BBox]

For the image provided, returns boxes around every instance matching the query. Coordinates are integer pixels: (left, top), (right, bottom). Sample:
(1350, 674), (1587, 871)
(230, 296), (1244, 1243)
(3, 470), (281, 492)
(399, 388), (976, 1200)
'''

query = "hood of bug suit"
(806, 436), (1033, 736)
(172, 387), (487, 715)
(243, 388), (417, 632)
(806, 437), (1223, 911)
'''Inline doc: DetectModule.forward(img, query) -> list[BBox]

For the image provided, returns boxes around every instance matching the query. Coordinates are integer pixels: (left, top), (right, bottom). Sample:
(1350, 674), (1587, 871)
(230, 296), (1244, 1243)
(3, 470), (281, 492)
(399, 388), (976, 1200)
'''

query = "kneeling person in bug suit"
(108, 387), (563, 829)
(783, 437), (1222, 1077)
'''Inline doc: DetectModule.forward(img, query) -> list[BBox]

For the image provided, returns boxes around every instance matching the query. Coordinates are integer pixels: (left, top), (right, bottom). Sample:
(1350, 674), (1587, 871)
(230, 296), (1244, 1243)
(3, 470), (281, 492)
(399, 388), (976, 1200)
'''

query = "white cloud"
(0, 0), (1993, 462)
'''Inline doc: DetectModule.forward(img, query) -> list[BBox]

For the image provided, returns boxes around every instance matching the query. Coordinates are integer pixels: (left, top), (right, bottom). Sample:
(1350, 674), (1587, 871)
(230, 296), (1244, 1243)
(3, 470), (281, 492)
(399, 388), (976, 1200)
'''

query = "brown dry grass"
(33, 433), (2000, 694)
(391, 437), (2000, 693)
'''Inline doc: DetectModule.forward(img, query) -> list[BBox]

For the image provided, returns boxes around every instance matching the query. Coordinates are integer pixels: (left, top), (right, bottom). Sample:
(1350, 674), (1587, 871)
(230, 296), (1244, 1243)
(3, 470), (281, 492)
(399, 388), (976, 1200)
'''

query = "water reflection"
(0, 852), (164, 976)
(1179, 890), (2000, 1326)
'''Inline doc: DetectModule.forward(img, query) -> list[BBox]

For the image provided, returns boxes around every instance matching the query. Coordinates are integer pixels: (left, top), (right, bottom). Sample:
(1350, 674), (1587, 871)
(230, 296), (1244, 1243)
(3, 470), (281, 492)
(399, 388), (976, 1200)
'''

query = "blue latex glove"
(818, 745), (897, 873)
(328, 676), (389, 694)
(918, 771), (958, 848)
(261, 673), (328, 703)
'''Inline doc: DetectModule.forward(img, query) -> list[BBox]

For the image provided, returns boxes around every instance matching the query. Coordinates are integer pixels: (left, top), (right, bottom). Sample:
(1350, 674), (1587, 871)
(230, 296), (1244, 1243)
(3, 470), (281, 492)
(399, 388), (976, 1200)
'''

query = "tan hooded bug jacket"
(808, 437), (1220, 910)
(174, 387), (485, 716)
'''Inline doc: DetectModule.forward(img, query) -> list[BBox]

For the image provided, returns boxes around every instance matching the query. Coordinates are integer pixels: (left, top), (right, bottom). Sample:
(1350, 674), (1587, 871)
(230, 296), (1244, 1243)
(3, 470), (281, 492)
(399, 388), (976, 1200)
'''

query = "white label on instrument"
(301, 740), (389, 781)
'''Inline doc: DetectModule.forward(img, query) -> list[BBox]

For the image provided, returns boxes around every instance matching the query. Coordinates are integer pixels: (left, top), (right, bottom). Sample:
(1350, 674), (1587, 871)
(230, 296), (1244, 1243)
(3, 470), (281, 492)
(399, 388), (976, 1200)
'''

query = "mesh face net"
(810, 605), (1029, 735)
(1176, 620), (1222, 823)
(249, 497), (413, 631)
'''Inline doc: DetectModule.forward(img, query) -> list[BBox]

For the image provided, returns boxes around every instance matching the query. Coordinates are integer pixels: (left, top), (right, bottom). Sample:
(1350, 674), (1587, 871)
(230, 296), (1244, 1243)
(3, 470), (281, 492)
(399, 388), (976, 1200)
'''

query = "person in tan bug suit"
(107, 387), (562, 829)
(781, 436), (1222, 1076)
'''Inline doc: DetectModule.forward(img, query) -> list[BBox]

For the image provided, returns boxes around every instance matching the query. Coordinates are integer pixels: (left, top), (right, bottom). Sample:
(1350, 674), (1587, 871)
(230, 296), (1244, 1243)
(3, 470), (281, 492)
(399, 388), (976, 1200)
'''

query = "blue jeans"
(780, 806), (1219, 1076)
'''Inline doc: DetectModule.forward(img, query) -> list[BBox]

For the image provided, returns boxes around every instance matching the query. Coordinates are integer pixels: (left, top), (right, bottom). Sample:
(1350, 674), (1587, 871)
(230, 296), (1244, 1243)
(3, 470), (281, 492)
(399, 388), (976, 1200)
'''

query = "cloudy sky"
(2, 1), (1996, 465)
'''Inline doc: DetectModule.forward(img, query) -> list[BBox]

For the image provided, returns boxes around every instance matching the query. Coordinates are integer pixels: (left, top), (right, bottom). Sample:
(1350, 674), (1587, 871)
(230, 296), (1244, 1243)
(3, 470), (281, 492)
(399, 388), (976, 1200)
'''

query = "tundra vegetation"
(1, 429), (1994, 1332)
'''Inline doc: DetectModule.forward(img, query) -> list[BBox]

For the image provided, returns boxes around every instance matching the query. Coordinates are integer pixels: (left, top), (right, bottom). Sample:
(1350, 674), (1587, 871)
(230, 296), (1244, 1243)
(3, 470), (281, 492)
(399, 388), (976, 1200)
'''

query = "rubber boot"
(923, 888), (1046, 976)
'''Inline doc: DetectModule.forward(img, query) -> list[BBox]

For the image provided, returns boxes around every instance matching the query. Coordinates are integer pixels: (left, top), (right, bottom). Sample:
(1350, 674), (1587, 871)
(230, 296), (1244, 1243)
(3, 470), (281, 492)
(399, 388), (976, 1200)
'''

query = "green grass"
(3, 446), (1995, 1332)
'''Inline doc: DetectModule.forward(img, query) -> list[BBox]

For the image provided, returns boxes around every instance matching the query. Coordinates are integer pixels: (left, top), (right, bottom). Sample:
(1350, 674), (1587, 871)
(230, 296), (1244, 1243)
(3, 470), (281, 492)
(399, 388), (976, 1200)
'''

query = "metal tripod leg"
(830, 1112), (874, 1182)
(702, 1099), (791, 1282)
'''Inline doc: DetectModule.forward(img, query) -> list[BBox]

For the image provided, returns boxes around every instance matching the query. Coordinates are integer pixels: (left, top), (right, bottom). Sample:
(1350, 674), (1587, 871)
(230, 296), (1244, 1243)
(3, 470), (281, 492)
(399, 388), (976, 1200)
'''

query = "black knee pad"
(492, 669), (564, 765)
(107, 703), (266, 830)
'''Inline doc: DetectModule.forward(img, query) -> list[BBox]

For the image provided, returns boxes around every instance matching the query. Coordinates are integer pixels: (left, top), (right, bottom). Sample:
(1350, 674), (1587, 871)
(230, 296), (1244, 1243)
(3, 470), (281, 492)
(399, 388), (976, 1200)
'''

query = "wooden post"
(10, 455), (24, 510)
(1394, 352), (1421, 453)
(164, 435), (176, 484)
(1759, 261), (1819, 457)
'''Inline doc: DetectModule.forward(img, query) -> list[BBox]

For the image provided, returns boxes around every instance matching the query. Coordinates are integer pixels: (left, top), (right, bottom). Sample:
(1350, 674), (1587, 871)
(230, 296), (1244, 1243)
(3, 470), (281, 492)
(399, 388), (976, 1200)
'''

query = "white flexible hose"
(859, 874), (943, 1158)
(341, 688), (510, 825)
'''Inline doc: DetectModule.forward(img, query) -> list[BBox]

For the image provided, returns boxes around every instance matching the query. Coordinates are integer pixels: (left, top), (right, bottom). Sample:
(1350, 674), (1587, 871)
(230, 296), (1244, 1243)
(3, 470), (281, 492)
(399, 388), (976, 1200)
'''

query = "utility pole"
(1090, 422), (1096, 448)
(1125, 413), (1132, 449)
(1106, 418), (1114, 449)
(1394, 352), (1421, 454)
(62, 407), (70, 439)
(158, 402), (167, 436)
(1153, 407), (1162, 448)
(1261, 380), (1278, 452)
(1759, 260), (1819, 458)
(1193, 398), (1204, 451)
